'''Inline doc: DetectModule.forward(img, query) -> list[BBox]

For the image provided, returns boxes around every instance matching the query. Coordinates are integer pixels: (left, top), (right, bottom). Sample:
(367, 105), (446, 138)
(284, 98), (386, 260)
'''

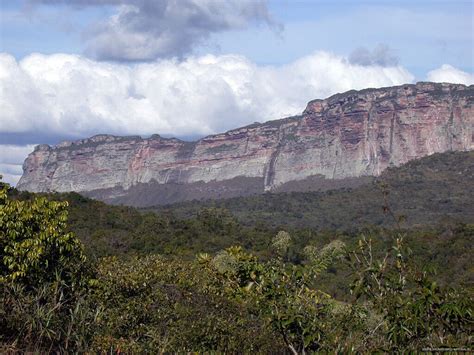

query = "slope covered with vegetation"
(7, 151), (474, 289)
(1, 151), (473, 352)
(152, 151), (474, 230)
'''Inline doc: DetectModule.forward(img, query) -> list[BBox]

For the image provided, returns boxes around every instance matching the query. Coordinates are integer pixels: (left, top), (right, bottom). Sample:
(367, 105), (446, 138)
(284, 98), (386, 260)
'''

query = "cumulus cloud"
(426, 64), (474, 85)
(0, 51), (414, 140)
(30, 0), (279, 61)
(349, 44), (399, 67)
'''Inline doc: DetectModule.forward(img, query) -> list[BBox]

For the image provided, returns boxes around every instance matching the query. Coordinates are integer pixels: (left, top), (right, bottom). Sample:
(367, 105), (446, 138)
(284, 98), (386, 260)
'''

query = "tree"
(0, 177), (96, 352)
(350, 234), (473, 350)
(0, 178), (85, 286)
(200, 233), (350, 353)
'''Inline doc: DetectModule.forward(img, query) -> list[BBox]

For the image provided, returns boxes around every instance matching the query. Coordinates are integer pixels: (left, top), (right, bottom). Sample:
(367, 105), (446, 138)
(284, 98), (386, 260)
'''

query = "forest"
(0, 151), (473, 352)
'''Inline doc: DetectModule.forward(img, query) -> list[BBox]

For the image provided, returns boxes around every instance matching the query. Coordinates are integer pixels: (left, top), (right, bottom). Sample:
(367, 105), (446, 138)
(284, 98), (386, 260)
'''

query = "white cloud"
(0, 145), (36, 186)
(0, 144), (37, 165)
(1, 173), (22, 186)
(0, 51), (414, 141)
(426, 64), (474, 85)
(0, 163), (23, 176)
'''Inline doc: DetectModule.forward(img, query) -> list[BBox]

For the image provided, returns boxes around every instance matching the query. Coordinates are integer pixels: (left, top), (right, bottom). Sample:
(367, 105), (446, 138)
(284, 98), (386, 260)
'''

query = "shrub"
(0, 181), (86, 287)
(0, 178), (94, 352)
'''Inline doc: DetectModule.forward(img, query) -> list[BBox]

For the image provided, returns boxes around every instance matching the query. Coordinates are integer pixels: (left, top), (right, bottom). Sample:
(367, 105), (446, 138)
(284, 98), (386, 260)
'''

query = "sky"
(0, 0), (473, 185)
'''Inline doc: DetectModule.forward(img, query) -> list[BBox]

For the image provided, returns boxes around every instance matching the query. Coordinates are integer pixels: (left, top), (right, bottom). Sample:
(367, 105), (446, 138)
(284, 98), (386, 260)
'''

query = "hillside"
(8, 151), (474, 291)
(3, 176), (473, 352)
(150, 151), (474, 230)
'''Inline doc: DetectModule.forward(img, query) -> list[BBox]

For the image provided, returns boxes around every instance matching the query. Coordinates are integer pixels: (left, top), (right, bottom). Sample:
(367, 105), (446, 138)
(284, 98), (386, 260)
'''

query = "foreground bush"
(89, 255), (281, 352)
(350, 235), (473, 351)
(0, 180), (94, 351)
(0, 181), (86, 286)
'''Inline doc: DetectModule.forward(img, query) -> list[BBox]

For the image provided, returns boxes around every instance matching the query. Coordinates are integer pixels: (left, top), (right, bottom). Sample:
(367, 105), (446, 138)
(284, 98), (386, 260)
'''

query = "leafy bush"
(0, 182), (86, 287)
(89, 254), (281, 352)
(0, 178), (93, 352)
(350, 234), (473, 350)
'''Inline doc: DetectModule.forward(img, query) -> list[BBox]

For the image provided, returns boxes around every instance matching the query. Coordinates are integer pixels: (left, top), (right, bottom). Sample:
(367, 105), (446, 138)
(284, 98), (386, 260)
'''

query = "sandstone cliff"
(17, 82), (474, 206)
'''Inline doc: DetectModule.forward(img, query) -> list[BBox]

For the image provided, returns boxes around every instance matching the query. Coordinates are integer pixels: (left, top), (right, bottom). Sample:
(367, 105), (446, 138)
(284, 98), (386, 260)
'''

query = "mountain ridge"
(17, 81), (474, 206)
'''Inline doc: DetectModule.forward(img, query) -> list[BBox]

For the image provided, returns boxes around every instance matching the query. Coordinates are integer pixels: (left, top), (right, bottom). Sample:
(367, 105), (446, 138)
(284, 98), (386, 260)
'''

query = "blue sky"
(2, 1), (473, 74)
(0, 0), (473, 185)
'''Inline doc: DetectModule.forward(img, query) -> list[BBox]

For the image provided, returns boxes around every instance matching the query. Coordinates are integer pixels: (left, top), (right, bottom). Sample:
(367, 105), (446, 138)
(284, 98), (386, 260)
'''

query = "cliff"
(17, 82), (474, 206)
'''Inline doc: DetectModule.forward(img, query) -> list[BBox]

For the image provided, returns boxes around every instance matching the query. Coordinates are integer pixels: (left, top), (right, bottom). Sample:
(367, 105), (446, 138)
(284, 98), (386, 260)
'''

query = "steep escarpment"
(17, 82), (473, 206)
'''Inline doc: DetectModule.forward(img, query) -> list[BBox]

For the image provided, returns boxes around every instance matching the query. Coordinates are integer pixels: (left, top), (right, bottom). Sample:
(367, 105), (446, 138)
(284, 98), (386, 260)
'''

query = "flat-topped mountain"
(17, 82), (474, 206)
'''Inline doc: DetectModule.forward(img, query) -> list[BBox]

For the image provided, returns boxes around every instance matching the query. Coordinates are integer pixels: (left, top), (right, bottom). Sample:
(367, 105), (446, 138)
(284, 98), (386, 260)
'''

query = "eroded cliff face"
(17, 82), (474, 206)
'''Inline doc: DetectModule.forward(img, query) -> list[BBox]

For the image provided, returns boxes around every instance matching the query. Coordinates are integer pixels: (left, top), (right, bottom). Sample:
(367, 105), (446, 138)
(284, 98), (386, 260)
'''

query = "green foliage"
(0, 181), (86, 286)
(0, 178), (94, 352)
(304, 239), (345, 275)
(9, 183), (473, 293)
(0, 276), (99, 352)
(1, 161), (473, 352)
(272, 230), (292, 258)
(88, 254), (281, 352)
(152, 151), (474, 230)
(199, 237), (361, 353)
(350, 235), (473, 350)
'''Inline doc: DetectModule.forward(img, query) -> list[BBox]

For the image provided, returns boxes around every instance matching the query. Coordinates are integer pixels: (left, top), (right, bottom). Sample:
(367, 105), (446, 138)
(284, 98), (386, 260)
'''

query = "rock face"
(17, 82), (474, 206)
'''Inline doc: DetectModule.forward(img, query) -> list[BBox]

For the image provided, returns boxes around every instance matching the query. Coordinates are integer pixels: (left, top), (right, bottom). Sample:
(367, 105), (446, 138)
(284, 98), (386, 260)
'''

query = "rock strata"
(17, 82), (474, 206)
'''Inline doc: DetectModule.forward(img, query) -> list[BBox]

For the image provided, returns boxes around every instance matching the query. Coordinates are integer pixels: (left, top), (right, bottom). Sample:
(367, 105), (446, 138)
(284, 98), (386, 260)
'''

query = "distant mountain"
(17, 82), (473, 206)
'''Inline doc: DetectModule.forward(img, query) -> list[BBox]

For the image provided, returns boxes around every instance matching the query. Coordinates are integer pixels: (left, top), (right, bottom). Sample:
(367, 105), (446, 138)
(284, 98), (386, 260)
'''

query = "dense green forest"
(151, 151), (474, 229)
(1, 151), (473, 352)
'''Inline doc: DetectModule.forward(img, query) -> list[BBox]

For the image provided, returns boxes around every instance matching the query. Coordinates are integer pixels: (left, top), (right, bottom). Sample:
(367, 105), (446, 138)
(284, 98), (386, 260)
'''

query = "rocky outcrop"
(17, 82), (474, 206)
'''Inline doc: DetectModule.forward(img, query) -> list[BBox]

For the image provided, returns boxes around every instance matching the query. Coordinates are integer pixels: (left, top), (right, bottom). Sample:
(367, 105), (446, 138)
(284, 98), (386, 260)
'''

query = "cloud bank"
(0, 51), (414, 141)
(427, 64), (474, 85)
(31, 0), (279, 61)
